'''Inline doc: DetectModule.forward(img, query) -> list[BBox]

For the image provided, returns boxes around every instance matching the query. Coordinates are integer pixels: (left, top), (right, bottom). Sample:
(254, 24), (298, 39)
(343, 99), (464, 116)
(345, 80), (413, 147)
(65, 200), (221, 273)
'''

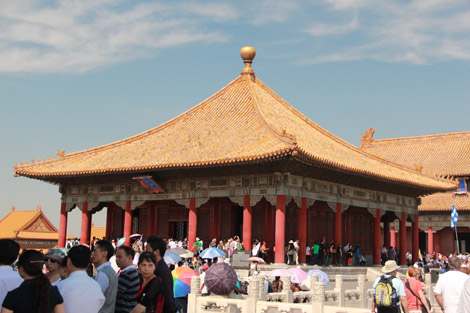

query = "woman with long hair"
(1, 250), (65, 313)
(130, 252), (163, 313)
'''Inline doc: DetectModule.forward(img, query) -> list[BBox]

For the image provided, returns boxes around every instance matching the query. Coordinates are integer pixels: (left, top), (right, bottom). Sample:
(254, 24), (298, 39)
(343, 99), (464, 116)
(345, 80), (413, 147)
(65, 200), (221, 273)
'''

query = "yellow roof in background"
(0, 206), (58, 239)
(14, 47), (456, 192)
(361, 131), (470, 177)
(420, 193), (470, 212)
(91, 224), (106, 240)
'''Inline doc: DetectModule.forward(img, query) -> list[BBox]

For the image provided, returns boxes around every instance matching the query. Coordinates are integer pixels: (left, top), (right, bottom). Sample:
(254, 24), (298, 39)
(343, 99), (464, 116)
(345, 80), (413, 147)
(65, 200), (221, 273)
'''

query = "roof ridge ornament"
(240, 46), (256, 78)
(360, 128), (375, 148)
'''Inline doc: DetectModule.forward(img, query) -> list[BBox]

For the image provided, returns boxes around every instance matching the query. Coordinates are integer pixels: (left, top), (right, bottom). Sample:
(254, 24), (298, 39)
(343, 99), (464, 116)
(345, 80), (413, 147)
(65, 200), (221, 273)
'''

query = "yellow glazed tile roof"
(419, 193), (470, 212)
(0, 206), (58, 239)
(361, 131), (470, 177)
(14, 49), (456, 192)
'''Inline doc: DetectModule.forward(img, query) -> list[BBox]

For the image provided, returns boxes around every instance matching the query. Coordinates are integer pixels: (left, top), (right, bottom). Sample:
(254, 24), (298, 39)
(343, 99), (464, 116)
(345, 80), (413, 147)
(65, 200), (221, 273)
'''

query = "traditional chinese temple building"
(13, 47), (456, 264)
(0, 206), (60, 251)
(361, 130), (470, 254)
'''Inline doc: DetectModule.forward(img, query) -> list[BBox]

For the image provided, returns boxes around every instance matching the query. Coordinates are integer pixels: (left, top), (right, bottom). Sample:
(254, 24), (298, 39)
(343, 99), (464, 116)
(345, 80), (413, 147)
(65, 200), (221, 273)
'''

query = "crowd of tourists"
(1, 237), (184, 313)
(302, 239), (365, 266)
(372, 255), (470, 313)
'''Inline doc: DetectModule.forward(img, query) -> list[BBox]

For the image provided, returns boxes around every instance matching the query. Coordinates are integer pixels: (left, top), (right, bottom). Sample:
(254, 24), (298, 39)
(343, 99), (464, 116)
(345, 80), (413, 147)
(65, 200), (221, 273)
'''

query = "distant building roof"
(91, 224), (106, 240)
(361, 130), (470, 177)
(0, 206), (59, 240)
(420, 193), (470, 212)
(14, 47), (455, 193)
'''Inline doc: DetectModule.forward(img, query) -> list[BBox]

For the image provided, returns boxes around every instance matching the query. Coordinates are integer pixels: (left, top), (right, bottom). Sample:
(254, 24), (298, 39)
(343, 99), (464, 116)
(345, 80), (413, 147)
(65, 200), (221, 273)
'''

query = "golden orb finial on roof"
(240, 46), (256, 77)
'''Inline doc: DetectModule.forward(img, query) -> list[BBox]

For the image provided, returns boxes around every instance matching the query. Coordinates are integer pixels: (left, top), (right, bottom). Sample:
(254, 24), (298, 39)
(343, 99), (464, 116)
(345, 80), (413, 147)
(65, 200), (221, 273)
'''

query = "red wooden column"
(88, 210), (93, 242)
(147, 204), (155, 237)
(243, 195), (252, 251)
(390, 226), (396, 248)
(153, 202), (158, 236)
(58, 202), (67, 248)
(188, 198), (197, 249)
(275, 195), (286, 264)
(80, 202), (89, 244)
(373, 209), (381, 265)
(334, 203), (342, 246)
(427, 226), (434, 255)
(434, 231), (441, 254)
(412, 214), (419, 262)
(105, 203), (114, 240)
(123, 200), (132, 246)
(383, 221), (391, 248)
(399, 212), (407, 265)
(298, 197), (307, 263)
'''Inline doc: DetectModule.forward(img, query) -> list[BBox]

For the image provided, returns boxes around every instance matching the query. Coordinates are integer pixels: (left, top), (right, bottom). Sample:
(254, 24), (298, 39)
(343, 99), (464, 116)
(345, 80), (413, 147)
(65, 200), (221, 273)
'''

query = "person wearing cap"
(45, 253), (63, 285)
(199, 264), (210, 296)
(192, 237), (203, 257)
(371, 260), (409, 313)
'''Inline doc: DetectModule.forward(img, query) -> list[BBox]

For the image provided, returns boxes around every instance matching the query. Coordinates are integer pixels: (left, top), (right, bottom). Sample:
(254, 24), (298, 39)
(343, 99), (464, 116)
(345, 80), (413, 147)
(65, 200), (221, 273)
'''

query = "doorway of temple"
(169, 221), (188, 240)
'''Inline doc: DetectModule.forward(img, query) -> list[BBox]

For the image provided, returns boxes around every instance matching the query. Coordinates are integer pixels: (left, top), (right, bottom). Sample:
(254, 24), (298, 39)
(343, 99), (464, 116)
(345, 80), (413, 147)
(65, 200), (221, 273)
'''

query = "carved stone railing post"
(335, 274), (344, 307)
(311, 280), (325, 313)
(188, 276), (200, 313)
(425, 273), (434, 307)
(357, 274), (368, 308)
(246, 277), (260, 313)
(281, 276), (293, 303)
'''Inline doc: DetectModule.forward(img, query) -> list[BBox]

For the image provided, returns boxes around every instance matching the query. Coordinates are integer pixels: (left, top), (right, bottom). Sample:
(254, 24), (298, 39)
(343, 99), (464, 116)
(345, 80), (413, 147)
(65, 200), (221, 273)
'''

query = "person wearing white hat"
(371, 260), (409, 313)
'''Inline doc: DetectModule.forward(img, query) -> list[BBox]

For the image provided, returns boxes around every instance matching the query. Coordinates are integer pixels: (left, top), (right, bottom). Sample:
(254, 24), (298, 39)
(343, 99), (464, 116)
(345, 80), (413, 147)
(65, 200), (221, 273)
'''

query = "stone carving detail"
(114, 201), (127, 209)
(88, 202), (100, 212)
(367, 208), (377, 218)
(228, 196), (244, 207)
(264, 195), (277, 206)
(195, 198), (210, 208)
(306, 199), (316, 208)
(312, 280), (325, 302)
(250, 195), (264, 207)
(286, 196), (301, 207)
(342, 204), (350, 211)
(248, 277), (260, 298)
(132, 200), (146, 208)
(327, 202), (337, 212)
(190, 275), (201, 294)
(174, 199), (190, 208)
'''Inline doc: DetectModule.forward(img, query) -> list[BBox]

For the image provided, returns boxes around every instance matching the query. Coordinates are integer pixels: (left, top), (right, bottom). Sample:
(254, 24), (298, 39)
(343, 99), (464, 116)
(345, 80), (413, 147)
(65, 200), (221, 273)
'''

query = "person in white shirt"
(0, 239), (23, 305)
(252, 239), (261, 257)
(434, 256), (469, 313)
(57, 245), (105, 313)
(168, 239), (177, 250)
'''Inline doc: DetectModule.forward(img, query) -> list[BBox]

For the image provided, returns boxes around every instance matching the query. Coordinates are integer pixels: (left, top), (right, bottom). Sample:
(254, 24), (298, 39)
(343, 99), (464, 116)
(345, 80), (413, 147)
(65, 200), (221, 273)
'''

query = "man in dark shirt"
(146, 235), (177, 313)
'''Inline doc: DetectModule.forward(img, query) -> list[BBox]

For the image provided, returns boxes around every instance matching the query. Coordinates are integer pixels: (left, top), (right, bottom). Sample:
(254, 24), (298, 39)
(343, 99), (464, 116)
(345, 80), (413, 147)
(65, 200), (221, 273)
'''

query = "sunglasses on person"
(45, 258), (59, 263)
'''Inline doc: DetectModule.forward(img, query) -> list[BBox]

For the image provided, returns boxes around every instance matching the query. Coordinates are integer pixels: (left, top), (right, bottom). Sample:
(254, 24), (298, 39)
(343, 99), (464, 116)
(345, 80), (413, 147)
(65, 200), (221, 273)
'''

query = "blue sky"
(1, 0), (469, 236)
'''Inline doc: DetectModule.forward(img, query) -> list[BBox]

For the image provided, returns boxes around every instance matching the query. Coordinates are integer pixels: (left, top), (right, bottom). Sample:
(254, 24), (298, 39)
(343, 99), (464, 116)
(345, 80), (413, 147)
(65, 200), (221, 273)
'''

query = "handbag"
(405, 279), (431, 313)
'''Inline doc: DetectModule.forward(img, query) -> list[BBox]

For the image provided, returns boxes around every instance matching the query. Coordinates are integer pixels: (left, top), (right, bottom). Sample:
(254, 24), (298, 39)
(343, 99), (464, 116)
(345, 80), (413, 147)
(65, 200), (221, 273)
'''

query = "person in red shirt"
(404, 266), (431, 313)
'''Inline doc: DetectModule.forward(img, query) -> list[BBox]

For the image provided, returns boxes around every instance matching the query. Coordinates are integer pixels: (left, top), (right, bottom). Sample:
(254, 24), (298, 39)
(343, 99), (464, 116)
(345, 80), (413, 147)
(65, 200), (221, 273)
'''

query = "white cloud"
(301, 0), (470, 65)
(305, 16), (359, 37)
(0, 1), (230, 73)
(1, 0), (469, 73)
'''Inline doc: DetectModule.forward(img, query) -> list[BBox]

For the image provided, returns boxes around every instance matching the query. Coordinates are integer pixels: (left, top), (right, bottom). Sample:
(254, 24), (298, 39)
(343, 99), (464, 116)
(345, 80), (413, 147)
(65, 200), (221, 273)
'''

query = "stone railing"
(187, 270), (437, 313)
